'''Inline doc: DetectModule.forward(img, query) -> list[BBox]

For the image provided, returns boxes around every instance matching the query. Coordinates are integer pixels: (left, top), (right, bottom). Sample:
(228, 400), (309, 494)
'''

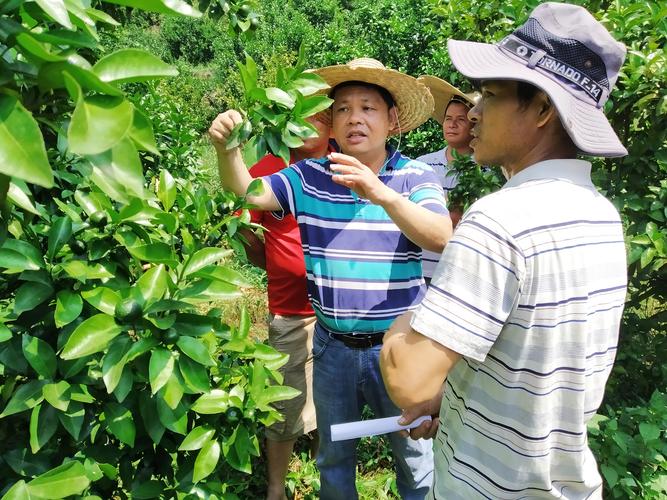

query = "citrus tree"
(0, 0), (330, 498)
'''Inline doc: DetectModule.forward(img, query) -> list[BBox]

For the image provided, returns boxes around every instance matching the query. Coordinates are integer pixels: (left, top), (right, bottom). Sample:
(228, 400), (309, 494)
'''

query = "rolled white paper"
(331, 415), (432, 441)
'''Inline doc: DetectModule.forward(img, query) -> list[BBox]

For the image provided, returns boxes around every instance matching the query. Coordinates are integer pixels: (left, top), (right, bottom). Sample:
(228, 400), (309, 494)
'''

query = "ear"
(388, 106), (399, 132)
(534, 92), (557, 129)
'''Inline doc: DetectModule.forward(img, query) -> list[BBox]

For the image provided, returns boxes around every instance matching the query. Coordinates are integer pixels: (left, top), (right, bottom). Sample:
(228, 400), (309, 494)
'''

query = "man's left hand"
(398, 394), (443, 440)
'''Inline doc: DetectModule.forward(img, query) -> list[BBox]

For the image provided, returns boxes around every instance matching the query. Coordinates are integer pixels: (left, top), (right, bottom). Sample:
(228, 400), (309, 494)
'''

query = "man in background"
(415, 76), (476, 280)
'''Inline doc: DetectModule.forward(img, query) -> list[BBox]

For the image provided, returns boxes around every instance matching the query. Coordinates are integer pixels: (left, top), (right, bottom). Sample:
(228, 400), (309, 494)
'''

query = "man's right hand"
(397, 393), (443, 440)
(208, 110), (243, 151)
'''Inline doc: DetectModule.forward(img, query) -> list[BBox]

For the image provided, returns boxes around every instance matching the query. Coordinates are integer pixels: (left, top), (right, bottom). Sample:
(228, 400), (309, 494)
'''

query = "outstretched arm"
(209, 111), (281, 212)
(329, 152), (452, 252)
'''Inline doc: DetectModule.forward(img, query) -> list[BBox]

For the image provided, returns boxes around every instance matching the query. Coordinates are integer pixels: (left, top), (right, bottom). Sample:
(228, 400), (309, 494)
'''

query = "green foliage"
(588, 390), (667, 498)
(445, 153), (505, 213)
(0, 1), (305, 498)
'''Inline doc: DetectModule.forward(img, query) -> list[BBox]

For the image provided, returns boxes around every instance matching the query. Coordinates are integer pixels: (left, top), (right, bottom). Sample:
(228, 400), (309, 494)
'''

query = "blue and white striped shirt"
(265, 147), (448, 334)
(411, 159), (627, 499)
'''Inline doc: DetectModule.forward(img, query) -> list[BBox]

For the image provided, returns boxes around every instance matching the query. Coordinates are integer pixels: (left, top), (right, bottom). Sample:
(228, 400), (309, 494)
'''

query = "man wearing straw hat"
(415, 76), (477, 281)
(210, 58), (451, 499)
(380, 3), (628, 498)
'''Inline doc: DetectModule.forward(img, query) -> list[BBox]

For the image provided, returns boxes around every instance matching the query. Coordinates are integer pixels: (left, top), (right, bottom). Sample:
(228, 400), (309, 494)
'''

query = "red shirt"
(249, 154), (313, 316)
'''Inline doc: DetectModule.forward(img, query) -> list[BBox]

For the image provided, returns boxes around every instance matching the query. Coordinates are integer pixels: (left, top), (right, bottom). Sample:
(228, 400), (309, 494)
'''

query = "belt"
(334, 332), (384, 349)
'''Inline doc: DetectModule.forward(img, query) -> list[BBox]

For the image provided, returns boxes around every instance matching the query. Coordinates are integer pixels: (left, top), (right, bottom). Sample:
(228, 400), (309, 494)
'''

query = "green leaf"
(93, 49), (178, 84)
(68, 95), (134, 155)
(600, 464), (619, 489)
(0, 95), (53, 188)
(60, 314), (123, 360)
(291, 72), (330, 95)
(104, 402), (136, 446)
(192, 265), (251, 287)
(113, 365), (133, 403)
(156, 397), (188, 435)
(43, 380), (71, 412)
(22, 335), (57, 379)
(27, 461), (90, 499)
(88, 137), (145, 201)
(81, 287), (120, 315)
(178, 355), (211, 393)
(102, 337), (130, 394)
(1, 480), (30, 500)
(177, 336), (215, 366)
(256, 385), (301, 410)
(183, 247), (233, 277)
(0, 248), (40, 272)
(47, 216), (73, 260)
(57, 401), (84, 440)
(0, 323), (11, 343)
(58, 260), (115, 282)
(16, 32), (66, 62)
(7, 182), (40, 215)
(30, 403), (58, 453)
(179, 425), (215, 451)
(135, 264), (169, 305)
(193, 439), (220, 483)
(139, 395), (165, 445)
(39, 60), (123, 96)
(35, 0), (73, 29)
(191, 389), (229, 415)
(103, 0), (202, 17)
(158, 169), (176, 211)
(125, 337), (159, 362)
(149, 348), (174, 394)
(179, 279), (242, 303)
(55, 291), (83, 328)
(14, 282), (53, 315)
(639, 422), (661, 441)
(1, 240), (44, 269)
(265, 87), (295, 109)
(126, 242), (177, 267)
(159, 365), (184, 409)
(299, 94), (333, 117)
(129, 108), (159, 154)
(1, 380), (46, 418)
(131, 480), (164, 499)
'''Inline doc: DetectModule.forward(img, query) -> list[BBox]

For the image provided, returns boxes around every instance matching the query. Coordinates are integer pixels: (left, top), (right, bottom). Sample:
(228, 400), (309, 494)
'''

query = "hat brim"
(311, 65), (434, 134)
(417, 75), (476, 124)
(448, 39), (627, 157)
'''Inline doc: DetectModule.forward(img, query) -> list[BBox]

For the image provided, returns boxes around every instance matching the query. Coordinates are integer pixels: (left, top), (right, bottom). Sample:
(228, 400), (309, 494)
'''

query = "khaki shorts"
(265, 314), (317, 441)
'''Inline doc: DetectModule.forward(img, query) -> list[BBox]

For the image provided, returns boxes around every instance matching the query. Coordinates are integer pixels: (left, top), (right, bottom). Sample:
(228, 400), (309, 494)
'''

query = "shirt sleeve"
(410, 209), (525, 361)
(263, 164), (303, 216)
(407, 164), (449, 216)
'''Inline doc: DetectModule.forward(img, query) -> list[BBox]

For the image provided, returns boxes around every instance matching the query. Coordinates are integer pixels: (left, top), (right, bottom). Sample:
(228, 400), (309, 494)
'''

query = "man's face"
(331, 85), (396, 157)
(298, 115), (331, 157)
(443, 101), (473, 149)
(468, 80), (535, 167)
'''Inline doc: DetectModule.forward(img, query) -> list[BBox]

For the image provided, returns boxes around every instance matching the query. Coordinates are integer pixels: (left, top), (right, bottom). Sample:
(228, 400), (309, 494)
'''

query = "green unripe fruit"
(89, 211), (108, 227)
(115, 297), (143, 322)
(163, 327), (179, 343)
(70, 239), (86, 255)
(225, 407), (242, 425)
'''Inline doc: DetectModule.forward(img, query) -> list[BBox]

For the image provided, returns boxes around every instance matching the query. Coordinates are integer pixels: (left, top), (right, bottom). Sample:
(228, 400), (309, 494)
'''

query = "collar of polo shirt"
(503, 159), (594, 189)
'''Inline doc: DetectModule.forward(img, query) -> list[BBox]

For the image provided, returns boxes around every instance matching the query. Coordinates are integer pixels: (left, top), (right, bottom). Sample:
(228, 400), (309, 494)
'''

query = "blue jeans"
(312, 324), (434, 499)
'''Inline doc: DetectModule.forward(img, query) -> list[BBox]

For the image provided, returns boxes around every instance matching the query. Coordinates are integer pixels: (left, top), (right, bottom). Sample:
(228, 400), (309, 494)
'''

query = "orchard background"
(0, 0), (665, 498)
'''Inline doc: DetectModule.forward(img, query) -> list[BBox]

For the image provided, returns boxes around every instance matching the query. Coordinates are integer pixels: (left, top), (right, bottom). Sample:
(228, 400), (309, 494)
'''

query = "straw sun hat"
(417, 75), (479, 124)
(311, 58), (434, 134)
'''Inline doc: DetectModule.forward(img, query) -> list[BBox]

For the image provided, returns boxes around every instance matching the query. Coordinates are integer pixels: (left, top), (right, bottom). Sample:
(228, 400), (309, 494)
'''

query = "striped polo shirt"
(265, 147), (448, 334)
(410, 159), (627, 499)
(416, 147), (458, 279)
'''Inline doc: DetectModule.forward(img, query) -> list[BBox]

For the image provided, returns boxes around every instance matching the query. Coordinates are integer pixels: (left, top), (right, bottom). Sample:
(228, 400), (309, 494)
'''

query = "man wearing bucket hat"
(210, 58), (450, 499)
(380, 3), (628, 498)
(415, 76), (478, 280)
